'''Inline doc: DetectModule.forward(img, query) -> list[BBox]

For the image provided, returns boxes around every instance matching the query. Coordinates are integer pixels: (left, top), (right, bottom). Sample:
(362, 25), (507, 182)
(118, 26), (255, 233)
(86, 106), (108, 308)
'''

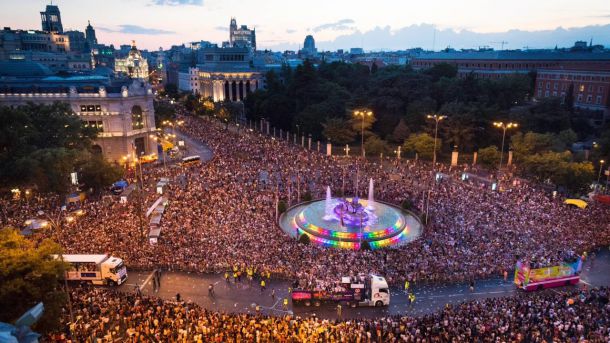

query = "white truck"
(54, 254), (127, 286)
(292, 274), (391, 307)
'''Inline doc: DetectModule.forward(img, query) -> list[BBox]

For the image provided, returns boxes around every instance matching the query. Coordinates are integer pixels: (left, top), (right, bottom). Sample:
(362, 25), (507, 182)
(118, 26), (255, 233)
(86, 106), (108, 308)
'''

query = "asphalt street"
(118, 249), (610, 320)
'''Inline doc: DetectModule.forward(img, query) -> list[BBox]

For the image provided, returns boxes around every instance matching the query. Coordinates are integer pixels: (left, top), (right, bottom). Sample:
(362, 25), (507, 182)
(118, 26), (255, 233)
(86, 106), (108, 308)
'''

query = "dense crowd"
(2, 113), (610, 288)
(48, 286), (610, 342)
(2, 109), (609, 341)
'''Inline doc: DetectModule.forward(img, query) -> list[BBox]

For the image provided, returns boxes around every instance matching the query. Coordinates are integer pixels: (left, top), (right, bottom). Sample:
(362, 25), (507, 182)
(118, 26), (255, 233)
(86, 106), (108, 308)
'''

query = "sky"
(1, 0), (610, 51)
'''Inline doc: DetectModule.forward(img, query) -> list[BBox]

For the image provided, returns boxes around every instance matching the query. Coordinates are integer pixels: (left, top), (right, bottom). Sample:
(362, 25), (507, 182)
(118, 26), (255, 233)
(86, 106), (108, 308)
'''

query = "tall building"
(300, 35), (317, 57)
(40, 4), (63, 33)
(114, 41), (150, 79)
(0, 28), (70, 59)
(229, 18), (256, 50)
(85, 21), (98, 48)
(66, 30), (87, 53)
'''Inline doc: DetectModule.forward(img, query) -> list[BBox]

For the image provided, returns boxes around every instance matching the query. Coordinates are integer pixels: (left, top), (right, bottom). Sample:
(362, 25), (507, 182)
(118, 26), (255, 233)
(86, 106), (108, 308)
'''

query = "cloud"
(313, 19), (355, 32)
(215, 26), (229, 32)
(262, 23), (610, 52)
(150, 0), (203, 5)
(98, 25), (175, 35)
(286, 29), (297, 34)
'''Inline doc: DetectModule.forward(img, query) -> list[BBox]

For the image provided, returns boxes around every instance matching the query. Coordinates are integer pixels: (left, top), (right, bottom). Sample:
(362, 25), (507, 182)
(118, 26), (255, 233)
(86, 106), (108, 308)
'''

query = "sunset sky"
(2, 0), (610, 51)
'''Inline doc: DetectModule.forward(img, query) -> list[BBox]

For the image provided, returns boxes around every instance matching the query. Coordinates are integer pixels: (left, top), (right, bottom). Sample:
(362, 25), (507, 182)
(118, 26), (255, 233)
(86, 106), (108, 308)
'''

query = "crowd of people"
(48, 286), (610, 342)
(2, 113), (610, 288)
(2, 108), (610, 340)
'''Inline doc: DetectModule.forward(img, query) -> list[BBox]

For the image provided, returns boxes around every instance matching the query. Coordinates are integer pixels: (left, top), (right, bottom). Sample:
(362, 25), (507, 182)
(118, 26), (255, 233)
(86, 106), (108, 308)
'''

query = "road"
(172, 129), (213, 162)
(118, 249), (610, 319)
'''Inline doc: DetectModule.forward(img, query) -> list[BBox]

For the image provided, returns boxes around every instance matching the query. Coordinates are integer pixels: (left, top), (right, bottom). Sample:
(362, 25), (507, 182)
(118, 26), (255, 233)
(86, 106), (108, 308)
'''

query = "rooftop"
(414, 50), (610, 61)
(0, 60), (53, 77)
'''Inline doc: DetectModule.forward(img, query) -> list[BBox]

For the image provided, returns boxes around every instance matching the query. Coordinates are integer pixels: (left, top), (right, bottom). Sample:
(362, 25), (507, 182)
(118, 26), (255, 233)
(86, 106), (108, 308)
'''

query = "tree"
(424, 63), (458, 81)
(77, 154), (123, 193)
(0, 103), (99, 193)
(322, 117), (356, 144)
(440, 113), (476, 152)
(183, 93), (199, 112)
(217, 100), (242, 129)
(519, 151), (594, 194)
(515, 98), (572, 133)
(510, 131), (556, 162)
(153, 100), (175, 125)
(403, 133), (437, 160)
(350, 110), (376, 139)
(0, 228), (66, 333)
(364, 135), (390, 157)
(389, 118), (410, 143)
(477, 146), (501, 169)
(161, 83), (179, 99)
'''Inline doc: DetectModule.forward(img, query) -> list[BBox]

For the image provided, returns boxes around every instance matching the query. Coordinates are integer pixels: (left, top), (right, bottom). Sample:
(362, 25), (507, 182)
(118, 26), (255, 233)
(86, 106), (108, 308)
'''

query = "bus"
(181, 155), (201, 166)
(54, 254), (127, 286)
(292, 274), (390, 307)
(514, 257), (582, 291)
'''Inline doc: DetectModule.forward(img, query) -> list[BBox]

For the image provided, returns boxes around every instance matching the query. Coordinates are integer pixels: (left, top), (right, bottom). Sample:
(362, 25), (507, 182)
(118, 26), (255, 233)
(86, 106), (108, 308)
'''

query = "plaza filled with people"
(3, 112), (610, 341)
(48, 285), (610, 342)
(2, 113), (610, 288)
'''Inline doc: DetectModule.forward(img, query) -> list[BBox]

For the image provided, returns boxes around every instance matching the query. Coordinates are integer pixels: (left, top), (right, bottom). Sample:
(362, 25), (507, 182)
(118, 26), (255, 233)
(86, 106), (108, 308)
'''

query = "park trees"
(477, 146), (501, 169)
(403, 133), (437, 160)
(322, 117), (356, 144)
(0, 228), (66, 333)
(0, 103), (119, 194)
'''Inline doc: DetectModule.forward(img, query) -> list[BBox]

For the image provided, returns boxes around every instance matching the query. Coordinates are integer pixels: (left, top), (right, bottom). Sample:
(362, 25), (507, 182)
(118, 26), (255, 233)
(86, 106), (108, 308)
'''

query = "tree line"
(238, 60), (608, 194)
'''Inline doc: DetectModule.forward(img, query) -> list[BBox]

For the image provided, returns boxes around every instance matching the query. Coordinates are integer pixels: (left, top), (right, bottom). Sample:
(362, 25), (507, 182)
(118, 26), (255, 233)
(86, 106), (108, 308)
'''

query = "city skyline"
(1, 0), (610, 51)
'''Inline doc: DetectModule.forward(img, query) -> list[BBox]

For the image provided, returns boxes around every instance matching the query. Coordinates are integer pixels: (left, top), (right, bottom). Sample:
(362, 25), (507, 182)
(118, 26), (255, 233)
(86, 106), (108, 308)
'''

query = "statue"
(0, 302), (44, 343)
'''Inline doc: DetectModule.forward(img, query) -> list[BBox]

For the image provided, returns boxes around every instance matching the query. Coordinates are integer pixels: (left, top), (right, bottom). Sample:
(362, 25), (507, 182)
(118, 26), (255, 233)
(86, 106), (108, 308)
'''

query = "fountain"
(278, 179), (423, 250)
(367, 178), (375, 210)
(323, 186), (334, 220)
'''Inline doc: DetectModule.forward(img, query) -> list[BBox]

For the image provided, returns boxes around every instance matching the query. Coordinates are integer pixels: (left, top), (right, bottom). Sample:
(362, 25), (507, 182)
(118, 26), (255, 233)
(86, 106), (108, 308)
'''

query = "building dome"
(0, 60), (53, 77)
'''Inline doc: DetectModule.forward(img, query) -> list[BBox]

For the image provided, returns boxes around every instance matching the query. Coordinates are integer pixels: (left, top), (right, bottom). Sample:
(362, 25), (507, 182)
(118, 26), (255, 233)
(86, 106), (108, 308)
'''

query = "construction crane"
(490, 41), (508, 50)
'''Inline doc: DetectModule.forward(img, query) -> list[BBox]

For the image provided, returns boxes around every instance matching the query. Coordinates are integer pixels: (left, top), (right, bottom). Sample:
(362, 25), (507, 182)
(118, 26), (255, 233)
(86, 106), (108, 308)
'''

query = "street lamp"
(394, 146), (401, 160)
(426, 114), (446, 167)
(354, 110), (373, 158)
(597, 160), (606, 192)
(493, 121), (518, 170)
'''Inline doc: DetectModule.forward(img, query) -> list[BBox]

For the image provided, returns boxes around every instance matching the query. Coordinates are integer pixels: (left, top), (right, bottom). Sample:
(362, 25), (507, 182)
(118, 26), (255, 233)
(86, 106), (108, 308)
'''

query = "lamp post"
(426, 114), (446, 167)
(597, 160), (606, 192)
(493, 121), (518, 170)
(354, 110), (373, 158)
(394, 145), (401, 160)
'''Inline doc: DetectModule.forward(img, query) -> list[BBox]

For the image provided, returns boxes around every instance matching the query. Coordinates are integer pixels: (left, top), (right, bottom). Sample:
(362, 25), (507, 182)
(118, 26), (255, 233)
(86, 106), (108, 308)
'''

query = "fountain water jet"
(367, 178), (375, 210)
(323, 186), (334, 220)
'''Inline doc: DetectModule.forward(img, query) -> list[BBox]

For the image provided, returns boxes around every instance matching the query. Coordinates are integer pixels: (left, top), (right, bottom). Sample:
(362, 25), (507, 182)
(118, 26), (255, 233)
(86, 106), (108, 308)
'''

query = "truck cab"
(54, 254), (127, 286)
(361, 275), (390, 307)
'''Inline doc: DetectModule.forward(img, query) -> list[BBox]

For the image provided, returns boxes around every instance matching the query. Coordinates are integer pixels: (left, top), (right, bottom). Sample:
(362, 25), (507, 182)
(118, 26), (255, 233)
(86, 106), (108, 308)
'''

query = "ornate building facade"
(0, 68), (157, 162)
(193, 46), (263, 102)
(114, 41), (149, 79)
